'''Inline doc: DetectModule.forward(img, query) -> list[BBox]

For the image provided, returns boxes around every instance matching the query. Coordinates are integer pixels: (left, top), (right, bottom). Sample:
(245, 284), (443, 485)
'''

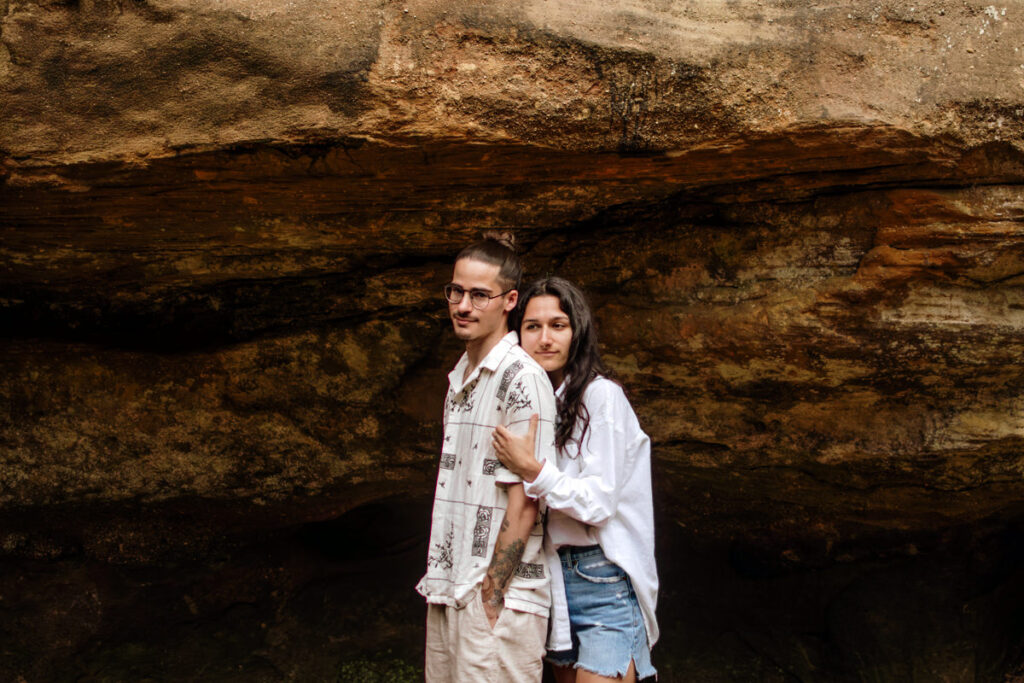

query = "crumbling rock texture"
(3, 0), (1024, 680)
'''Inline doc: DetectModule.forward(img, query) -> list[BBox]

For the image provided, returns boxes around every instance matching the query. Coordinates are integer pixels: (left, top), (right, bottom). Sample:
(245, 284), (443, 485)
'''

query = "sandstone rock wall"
(3, 0), (1024, 678)
(4, 0), (1024, 551)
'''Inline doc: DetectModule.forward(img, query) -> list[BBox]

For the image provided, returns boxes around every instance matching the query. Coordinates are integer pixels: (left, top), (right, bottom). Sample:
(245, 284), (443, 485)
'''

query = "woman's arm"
(492, 415), (543, 482)
(493, 381), (633, 527)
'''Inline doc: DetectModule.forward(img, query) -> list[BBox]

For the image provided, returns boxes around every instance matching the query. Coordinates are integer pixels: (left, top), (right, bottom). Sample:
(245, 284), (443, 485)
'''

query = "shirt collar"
(479, 330), (519, 373)
(449, 331), (519, 393)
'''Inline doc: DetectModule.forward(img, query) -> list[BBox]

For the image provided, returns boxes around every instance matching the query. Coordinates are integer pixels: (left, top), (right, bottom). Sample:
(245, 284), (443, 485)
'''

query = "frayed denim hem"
(572, 658), (633, 679)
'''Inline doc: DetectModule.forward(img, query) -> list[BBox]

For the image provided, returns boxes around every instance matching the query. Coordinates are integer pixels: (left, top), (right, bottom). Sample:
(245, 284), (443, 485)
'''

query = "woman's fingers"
(493, 438), (511, 465)
(492, 426), (508, 450)
(492, 417), (539, 466)
(526, 414), (539, 443)
(491, 427), (507, 459)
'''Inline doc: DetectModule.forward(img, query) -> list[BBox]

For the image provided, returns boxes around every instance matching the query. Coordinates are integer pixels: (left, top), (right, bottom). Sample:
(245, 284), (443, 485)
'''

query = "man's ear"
(504, 289), (518, 312)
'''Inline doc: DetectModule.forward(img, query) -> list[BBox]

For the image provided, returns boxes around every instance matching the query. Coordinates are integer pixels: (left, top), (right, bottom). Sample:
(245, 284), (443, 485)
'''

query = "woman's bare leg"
(575, 659), (636, 683)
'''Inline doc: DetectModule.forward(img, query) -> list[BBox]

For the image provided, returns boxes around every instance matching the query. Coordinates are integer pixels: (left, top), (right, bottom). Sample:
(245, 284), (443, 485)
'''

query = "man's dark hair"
(455, 231), (522, 291)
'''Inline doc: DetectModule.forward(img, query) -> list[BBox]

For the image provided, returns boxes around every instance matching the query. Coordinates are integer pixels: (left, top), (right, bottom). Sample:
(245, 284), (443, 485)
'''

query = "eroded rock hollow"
(3, 1), (1024, 680)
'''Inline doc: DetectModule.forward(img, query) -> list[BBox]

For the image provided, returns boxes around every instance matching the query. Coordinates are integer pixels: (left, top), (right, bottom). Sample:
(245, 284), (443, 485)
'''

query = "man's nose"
(457, 296), (474, 314)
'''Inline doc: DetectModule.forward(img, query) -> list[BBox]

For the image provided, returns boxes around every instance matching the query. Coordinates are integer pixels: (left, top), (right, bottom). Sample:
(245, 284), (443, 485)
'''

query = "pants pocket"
(475, 586), (508, 633)
(573, 557), (627, 584)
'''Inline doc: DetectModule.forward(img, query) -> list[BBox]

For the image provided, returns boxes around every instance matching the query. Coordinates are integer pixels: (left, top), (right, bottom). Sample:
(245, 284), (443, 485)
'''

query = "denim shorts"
(546, 545), (656, 680)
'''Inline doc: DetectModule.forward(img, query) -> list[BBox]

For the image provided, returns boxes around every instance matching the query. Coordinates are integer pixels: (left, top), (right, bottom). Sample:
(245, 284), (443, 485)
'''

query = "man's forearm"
(482, 485), (538, 612)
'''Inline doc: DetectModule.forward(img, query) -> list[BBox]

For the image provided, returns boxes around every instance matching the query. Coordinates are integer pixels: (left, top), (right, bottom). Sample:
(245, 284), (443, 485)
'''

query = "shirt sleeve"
(522, 380), (631, 526)
(494, 370), (558, 485)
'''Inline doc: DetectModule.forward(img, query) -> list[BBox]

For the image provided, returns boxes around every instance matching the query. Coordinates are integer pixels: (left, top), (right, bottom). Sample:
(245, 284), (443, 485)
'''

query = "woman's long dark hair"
(510, 277), (612, 456)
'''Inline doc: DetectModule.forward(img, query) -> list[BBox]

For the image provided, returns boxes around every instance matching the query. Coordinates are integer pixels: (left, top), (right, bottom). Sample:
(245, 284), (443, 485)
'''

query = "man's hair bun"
(456, 231), (523, 290)
(482, 230), (517, 253)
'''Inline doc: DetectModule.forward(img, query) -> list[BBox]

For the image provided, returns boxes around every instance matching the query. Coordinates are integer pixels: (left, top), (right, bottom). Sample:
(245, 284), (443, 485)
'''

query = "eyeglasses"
(444, 284), (513, 310)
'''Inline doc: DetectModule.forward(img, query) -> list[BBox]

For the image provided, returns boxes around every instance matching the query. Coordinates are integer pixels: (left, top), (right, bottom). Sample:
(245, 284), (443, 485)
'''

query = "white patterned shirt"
(416, 331), (557, 617)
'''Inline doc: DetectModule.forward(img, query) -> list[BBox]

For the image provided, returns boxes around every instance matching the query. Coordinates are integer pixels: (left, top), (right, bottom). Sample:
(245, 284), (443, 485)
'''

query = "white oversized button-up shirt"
(525, 376), (659, 650)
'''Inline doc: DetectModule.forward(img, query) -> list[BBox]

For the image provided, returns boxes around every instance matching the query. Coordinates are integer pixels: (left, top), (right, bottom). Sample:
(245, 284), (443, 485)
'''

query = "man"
(416, 234), (557, 682)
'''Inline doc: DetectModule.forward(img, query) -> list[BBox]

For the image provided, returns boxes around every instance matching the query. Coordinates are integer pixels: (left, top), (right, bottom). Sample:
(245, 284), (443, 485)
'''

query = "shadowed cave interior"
(2, 497), (1024, 681)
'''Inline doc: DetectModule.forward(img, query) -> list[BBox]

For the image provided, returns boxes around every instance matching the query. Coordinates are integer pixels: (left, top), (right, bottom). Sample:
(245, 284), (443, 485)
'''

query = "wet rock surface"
(3, 0), (1024, 679)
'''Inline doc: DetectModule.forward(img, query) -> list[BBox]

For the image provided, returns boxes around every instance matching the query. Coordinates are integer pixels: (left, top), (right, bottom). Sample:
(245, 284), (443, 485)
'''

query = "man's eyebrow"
(447, 283), (491, 292)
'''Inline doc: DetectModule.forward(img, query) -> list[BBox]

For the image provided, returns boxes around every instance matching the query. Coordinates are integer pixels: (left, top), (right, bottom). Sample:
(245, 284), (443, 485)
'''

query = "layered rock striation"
(3, 0), (1024, 679)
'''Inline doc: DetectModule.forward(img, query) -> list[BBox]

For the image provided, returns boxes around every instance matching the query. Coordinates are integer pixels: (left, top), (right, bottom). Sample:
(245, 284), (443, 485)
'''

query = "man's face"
(447, 258), (517, 344)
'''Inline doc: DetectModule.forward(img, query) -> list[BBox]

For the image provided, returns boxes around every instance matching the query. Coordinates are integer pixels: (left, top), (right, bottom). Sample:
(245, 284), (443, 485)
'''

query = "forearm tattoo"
(486, 527), (526, 608)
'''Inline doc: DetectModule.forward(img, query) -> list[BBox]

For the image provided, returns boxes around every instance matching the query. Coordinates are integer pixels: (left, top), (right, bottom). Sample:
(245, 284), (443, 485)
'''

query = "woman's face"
(519, 294), (573, 386)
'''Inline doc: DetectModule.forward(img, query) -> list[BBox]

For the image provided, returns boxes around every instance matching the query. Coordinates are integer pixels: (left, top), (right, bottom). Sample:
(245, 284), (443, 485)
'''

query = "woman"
(491, 277), (658, 683)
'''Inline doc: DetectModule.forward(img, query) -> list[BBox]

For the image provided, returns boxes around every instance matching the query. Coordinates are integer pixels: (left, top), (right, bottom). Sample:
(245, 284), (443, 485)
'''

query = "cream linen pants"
(425, 588), (547, 683)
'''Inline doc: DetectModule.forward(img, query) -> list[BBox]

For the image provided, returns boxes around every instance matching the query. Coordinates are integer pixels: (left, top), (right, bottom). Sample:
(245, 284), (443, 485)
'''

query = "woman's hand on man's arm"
(492, 414), (544, 482)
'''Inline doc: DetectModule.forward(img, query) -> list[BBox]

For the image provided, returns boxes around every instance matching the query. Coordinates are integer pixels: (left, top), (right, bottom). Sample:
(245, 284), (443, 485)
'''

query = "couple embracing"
(416, 234), (658, 682)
